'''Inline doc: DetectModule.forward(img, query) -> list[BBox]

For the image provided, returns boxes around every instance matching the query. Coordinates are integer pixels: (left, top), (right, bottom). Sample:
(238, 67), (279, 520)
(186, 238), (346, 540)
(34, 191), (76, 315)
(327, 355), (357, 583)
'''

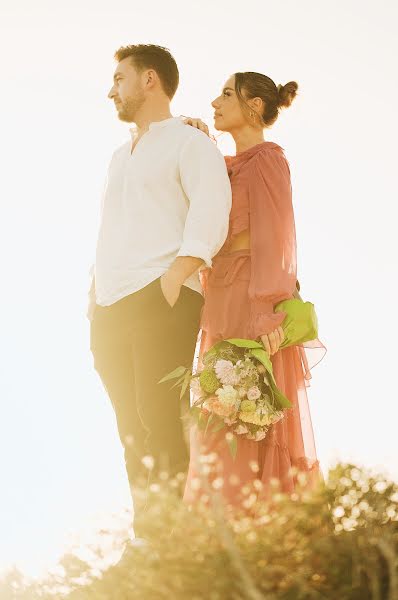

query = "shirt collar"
(129, 116), (182, 139)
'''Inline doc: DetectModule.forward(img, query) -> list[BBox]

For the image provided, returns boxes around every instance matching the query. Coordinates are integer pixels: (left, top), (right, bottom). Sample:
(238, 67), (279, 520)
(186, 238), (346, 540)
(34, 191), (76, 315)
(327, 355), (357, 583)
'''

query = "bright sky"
(1, 0), (397, 579)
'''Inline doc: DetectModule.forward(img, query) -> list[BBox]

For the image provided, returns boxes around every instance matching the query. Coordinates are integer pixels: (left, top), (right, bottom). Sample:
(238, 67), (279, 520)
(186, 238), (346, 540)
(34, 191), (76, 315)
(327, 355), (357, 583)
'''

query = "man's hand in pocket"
(160, 272), (182, 308)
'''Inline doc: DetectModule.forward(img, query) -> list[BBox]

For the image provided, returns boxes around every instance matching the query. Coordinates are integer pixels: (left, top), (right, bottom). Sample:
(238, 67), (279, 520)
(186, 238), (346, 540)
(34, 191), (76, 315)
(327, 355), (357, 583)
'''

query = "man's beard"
(117, 92), (145, 123)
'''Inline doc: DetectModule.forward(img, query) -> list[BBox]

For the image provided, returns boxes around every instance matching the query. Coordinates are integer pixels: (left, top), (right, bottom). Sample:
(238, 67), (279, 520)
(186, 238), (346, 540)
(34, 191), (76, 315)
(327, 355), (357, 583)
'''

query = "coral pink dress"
(183, 141), (326, 507)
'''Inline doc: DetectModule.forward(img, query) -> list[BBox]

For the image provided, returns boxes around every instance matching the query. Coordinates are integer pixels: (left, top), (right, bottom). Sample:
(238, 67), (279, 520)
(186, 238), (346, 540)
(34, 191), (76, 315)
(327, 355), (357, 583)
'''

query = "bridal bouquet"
(160, 298), (319, 458)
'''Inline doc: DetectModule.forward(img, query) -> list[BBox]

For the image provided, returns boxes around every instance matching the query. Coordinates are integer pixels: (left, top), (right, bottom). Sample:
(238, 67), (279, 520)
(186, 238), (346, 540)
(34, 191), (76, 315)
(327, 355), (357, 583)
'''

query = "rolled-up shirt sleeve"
(177, 132), (232, 268)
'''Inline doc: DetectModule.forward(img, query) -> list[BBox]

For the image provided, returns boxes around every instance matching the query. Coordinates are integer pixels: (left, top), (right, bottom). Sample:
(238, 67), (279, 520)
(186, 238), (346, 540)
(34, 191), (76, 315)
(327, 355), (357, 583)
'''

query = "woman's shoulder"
(254, 141), (288, 164)
(252, 143), (291, 182)
(226, 142), (290, 184)
(225, 141), (288, 176)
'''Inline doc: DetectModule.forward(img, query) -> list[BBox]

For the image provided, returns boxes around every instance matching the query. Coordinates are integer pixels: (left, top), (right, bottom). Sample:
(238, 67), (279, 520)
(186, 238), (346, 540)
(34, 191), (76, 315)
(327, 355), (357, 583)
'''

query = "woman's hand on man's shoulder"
(182, 116), (210, 137)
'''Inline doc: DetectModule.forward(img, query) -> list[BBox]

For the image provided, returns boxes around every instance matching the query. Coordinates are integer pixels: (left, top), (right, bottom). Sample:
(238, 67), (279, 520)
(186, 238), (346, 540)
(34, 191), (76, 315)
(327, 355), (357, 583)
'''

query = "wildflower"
(199, 369), (220, 394)
(247, 386), (261, 401)
(211, 399), (236, 418)
(214, 359), (240, 385)
(246, 429), (267, 441)
(240, 399), (256, 412)
(190, 376), (203, 397)
(215, 385), (239, 406)
(239, 411), (270, 426)
(234, 424), (249, 435)
(272, 411), (285, 424)
(202, 395), (217, 411)
(212, 385), (239, 417)
(141, 455), (155, 470)
(254, 429), (267, 441)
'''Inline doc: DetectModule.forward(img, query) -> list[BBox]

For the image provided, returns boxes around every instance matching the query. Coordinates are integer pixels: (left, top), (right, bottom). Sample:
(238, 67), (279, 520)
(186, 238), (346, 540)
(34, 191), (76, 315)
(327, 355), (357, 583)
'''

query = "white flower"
(141, 455), (155, 470)
(215, 384), (239, 407)
(247, 429), (268, 441)
(234, 424), (249, 435)
(214, 360), (240, 385)
(190, 377), (202, 398)
(247, 386), (261, 401)
(271, 411), (285, 425)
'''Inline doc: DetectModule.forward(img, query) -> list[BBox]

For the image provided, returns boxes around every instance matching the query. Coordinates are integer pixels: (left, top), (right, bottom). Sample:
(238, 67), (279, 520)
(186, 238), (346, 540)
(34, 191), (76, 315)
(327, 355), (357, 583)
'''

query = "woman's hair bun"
(277, 81), (298, 108)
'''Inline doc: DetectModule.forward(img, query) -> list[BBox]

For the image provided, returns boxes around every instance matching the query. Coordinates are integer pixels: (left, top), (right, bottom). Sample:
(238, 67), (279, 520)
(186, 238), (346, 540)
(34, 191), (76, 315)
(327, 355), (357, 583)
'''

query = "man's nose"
(108, 86), (116, 99)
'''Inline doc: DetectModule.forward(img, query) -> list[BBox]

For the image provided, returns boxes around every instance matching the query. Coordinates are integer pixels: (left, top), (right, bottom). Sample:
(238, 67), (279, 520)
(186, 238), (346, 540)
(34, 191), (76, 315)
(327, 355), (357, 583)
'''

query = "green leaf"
(226, 434), (237, 460)
(204, 413), (214, 437)
(249, 348), (276, 384)
(205, 340), (231, 357)
(226, 338), (264, 349)
(192, 395), (205, 408)
(268, 379), (292, 409)
(158, 366), (188, 384)
(211, 418), (227, 434)
(197, 410), (206, 430)
(170, 374), (187, 390)
(249, 348), (292, 409)
(180, 370), (192, 399)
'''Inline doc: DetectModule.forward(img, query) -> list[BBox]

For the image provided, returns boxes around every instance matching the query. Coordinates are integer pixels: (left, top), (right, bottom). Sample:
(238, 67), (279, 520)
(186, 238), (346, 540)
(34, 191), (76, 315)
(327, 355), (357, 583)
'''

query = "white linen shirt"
(94, 117), (232, 306)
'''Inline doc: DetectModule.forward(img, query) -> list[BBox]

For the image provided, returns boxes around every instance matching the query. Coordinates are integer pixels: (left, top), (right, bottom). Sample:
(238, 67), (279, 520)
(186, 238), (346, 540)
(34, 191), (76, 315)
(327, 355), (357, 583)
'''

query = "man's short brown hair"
(114, 44), (179, 100)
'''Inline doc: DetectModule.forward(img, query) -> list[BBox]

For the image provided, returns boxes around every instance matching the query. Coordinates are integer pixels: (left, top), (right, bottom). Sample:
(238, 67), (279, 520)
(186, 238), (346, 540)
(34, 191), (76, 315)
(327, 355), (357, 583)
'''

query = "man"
(88, 44), (231, 537)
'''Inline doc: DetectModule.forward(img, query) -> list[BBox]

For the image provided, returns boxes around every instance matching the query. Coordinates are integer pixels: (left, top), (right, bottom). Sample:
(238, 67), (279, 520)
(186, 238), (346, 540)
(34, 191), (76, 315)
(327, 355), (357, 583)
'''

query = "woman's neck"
(231, 126), (265, 154)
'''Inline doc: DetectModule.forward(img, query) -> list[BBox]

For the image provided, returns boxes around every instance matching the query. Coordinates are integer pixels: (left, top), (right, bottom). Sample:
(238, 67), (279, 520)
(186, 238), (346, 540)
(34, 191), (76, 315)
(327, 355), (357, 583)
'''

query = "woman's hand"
(260, 326), (285, 356)
(182, 117), (210, 137)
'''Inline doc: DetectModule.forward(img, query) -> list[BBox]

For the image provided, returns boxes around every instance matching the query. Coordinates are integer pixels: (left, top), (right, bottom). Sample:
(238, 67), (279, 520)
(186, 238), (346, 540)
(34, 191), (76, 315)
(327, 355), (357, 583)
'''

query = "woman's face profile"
(211, 75), (249, 132)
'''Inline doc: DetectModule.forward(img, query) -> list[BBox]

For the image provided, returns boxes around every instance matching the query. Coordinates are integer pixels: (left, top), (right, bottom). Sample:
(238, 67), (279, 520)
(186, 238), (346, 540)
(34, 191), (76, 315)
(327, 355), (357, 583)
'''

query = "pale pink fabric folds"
(183, 141), (326, 509)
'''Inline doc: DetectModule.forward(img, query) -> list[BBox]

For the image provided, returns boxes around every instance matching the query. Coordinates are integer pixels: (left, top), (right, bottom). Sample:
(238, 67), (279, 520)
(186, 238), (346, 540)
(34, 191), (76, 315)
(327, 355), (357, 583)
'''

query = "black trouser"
(90, 277), (203, 534)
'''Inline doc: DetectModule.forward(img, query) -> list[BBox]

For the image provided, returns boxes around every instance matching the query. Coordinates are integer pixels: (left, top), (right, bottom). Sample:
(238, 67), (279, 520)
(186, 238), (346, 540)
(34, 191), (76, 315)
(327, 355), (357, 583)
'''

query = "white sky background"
(0, 0), (397, 577)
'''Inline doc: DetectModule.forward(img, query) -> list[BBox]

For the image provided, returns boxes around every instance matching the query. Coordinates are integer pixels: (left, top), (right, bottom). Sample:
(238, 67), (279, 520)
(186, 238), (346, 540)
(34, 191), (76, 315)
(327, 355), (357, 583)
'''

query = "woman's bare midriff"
(227, 228), (251, 253)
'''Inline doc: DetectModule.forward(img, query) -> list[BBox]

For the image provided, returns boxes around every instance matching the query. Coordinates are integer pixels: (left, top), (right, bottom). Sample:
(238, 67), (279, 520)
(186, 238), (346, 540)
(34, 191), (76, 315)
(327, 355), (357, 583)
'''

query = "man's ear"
(143, 69), (157, 89)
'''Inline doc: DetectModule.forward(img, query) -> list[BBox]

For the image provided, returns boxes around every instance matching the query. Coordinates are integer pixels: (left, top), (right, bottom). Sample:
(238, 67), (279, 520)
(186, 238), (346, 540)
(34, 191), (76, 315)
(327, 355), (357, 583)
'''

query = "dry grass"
(2, 462), (398, 600)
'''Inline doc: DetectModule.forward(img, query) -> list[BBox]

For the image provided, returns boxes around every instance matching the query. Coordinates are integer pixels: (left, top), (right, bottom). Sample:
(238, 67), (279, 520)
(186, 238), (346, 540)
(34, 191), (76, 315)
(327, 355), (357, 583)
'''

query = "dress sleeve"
(248, 148), (298, 338)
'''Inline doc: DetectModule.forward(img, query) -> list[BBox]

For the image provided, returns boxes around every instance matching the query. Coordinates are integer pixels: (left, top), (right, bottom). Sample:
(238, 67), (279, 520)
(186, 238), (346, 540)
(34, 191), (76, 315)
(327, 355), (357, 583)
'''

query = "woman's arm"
(247, 148), (298, 350)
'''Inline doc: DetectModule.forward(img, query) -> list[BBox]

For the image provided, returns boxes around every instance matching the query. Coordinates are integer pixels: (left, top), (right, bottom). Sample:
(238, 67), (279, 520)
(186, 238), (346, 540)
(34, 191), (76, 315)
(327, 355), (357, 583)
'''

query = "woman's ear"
(248, 96), (264, 113)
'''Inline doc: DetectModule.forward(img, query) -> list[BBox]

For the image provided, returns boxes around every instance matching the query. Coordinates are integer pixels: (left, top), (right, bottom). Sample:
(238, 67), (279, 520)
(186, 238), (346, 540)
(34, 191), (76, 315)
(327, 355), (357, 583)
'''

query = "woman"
(182, 72), (326, 508)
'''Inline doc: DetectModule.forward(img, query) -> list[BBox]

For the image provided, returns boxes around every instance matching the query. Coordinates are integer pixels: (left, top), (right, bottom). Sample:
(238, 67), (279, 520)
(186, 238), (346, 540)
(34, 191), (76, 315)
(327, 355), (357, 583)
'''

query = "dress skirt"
(183, 249), (326, 508)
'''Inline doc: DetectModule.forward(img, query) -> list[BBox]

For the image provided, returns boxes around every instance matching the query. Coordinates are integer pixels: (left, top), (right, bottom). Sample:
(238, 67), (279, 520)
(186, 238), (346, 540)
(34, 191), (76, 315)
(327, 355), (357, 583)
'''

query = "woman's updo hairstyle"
(234, 72), (298, 128)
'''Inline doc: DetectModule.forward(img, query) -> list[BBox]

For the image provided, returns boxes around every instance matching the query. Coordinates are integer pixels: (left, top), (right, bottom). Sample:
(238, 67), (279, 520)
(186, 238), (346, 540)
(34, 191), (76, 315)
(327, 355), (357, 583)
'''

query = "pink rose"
(247, 386), (261, 401)
(211, 400), (236, 418)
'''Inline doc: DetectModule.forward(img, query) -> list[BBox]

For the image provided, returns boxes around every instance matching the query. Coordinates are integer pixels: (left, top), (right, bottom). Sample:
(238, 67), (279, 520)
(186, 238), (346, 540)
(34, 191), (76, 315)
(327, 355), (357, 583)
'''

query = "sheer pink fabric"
(183, 142), (326, 508)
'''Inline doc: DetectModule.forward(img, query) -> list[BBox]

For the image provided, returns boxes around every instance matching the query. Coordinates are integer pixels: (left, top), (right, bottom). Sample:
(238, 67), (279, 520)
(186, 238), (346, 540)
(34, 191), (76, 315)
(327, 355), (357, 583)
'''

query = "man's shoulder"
(174, 121), (223, 157)
(105, 141), (129, 168)
(112, 140), (130, 157)
(175, 120), (211, 142)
